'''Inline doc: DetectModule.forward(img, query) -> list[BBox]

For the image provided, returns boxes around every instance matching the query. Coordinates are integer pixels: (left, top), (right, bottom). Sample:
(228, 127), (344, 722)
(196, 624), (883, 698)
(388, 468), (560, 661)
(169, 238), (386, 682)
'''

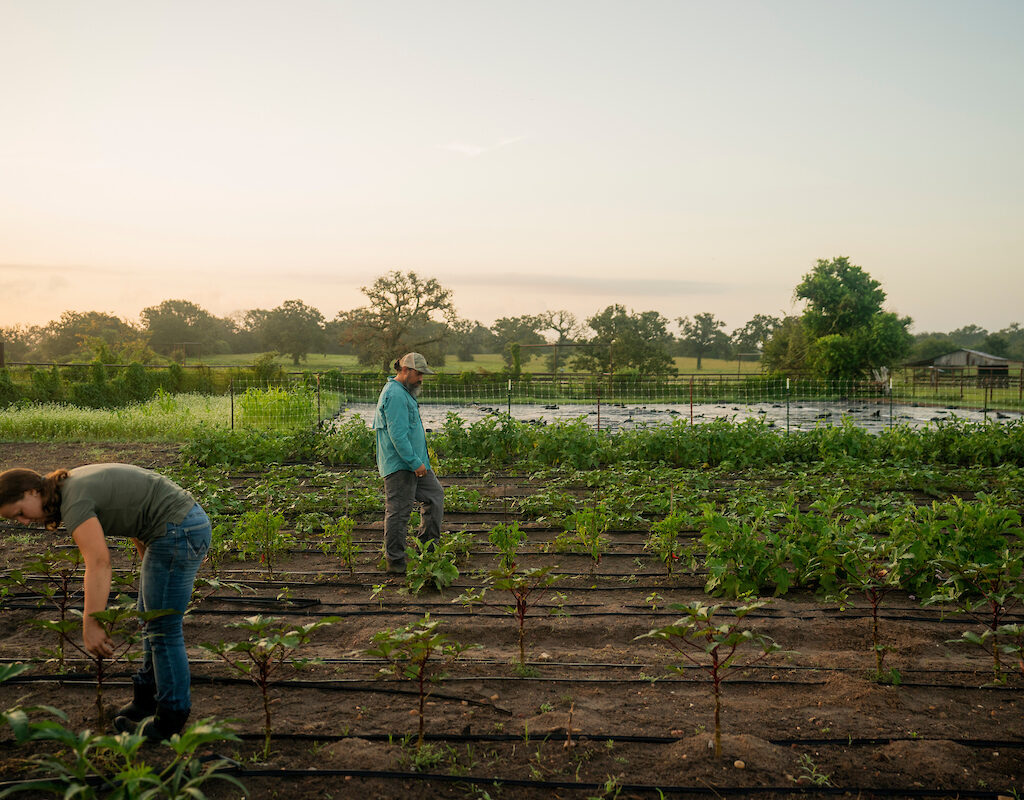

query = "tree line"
(3, 259), (1023, 378)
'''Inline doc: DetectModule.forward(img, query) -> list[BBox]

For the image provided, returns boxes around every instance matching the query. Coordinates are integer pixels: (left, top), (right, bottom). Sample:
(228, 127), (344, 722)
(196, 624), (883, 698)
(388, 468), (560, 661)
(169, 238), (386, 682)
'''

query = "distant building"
(904, 348), (1022, 385)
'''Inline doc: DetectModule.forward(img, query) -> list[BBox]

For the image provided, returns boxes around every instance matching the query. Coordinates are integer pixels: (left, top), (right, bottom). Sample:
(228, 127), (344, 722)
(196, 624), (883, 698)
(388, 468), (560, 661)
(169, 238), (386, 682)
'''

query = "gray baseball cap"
(393, 352), (435, 374)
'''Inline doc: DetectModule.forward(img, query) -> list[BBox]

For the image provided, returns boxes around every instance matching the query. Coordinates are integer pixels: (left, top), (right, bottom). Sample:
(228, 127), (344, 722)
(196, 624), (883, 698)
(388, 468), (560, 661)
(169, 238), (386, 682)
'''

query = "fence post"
(316, 373), (322, 426)
(230, 379), (234, 430)
(597, 386), (601, 432)
(507, 378), (512, 417)
(786, 378), (790, 434)
(889, 378), (894, 430)
(689, 376), (694, 425)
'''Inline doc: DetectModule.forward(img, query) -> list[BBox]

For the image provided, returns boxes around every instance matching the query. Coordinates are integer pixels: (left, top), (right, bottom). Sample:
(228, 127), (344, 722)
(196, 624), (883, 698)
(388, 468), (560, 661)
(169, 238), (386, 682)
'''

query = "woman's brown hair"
(0, 468), (69, 529)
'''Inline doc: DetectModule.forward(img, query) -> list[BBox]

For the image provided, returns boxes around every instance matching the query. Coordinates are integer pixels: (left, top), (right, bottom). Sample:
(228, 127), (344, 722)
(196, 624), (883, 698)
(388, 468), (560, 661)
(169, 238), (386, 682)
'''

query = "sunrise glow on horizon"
(2, 0), (1022, 334)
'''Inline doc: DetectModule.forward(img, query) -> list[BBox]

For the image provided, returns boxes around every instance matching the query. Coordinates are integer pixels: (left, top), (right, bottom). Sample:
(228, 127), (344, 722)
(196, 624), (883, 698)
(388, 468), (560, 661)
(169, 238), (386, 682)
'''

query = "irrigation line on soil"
(224, 730), (1024, 749)
(8, 673), (1020, 694)
(184, 765), (1017, 800)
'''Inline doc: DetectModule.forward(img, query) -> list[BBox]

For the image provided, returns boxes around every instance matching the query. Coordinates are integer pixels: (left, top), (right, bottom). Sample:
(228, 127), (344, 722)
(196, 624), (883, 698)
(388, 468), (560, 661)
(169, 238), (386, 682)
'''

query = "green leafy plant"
(201, 614), (339, 759)
(456, 565), (562, 667)
(488, 522), (528, 570)
(645, 513), (691, 575)
(231, 508), (293, 579)
(828, 534), (919, 680)
(793, 752), (833, 787)
(554, 507), (610, 570)
(367, 614), (477, 746)
(0, 549), (84, 671)
(932, 549), (1024, 681)
(0, 718), (245, 799)
(319, 516), (360, 572)
(406, 537), (460, 595)
(636, 600), (782, 758)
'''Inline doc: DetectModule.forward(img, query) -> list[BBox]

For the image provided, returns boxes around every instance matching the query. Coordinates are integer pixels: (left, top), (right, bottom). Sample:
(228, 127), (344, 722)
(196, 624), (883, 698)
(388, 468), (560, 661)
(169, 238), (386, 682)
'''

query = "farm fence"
(228, 372), (1024, 432)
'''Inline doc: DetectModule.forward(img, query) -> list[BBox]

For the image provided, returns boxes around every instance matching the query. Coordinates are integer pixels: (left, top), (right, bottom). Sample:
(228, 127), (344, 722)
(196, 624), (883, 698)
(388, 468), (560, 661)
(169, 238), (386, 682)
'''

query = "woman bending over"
(0, 463), (210, 740)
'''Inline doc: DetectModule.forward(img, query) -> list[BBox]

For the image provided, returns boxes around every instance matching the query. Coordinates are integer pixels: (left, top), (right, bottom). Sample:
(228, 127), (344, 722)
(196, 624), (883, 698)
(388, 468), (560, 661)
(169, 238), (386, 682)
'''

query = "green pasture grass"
(0, 394), (230, 441)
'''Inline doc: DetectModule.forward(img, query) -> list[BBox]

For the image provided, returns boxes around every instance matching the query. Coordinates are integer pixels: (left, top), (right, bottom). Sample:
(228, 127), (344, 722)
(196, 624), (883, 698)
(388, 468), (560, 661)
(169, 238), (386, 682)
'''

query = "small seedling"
(201, 613), (339, 759)
(320, 516), (360, 573)
(635, 600), (782, 759)
(455, 565), (563, 666)
(367, 614), (477, 746)
(488, 522), (528, 570)
(793, 753), (832, 787)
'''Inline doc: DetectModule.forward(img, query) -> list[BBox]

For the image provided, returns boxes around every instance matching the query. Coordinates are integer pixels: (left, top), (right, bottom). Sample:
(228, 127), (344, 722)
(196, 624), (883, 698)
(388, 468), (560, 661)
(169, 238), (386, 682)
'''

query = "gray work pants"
(383, 470), (444, 566)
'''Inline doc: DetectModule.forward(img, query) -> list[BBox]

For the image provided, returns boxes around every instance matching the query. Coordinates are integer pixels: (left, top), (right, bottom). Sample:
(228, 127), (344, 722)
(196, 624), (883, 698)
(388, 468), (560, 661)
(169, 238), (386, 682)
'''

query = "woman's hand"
(83, 617), (114, 659)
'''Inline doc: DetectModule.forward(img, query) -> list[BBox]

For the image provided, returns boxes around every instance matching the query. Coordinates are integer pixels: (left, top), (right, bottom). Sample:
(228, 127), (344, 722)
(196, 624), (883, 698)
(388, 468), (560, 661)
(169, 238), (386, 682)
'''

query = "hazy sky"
(2, 0), (1022, 335)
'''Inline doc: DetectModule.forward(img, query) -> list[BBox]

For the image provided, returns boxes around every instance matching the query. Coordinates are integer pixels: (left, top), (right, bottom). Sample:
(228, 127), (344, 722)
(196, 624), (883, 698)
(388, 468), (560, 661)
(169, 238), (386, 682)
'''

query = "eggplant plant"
(455, 565), (563, 667)
(405, 536), (460, 595)
(932, 549), (1024, 681)
(0, 716), (245, 799)
(827, 534), (921, 682)
(554, 507), (609, 570)
(488, 521), (528, 570)
(319, 516), (360, 572)
(201, 614), (339, 759)
(366, 614), (477, 746)
(231, 508), (293, 579)
(79, 597), (173, 727)
(0, 549), (83, 671)
(644, 513), (692, 575)
(635, 600), (782, 759)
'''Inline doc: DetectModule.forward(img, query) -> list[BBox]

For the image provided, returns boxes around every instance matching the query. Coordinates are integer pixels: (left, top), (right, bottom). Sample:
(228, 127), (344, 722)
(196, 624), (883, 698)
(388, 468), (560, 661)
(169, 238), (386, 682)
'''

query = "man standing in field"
(373, 352), (444, 574)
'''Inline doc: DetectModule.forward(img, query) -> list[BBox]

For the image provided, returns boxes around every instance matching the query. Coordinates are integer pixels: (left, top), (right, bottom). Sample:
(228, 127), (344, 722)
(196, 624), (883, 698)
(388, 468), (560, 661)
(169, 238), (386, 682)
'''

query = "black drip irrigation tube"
(227, 730), (1024, 749)
(183, 764), (1019, 799)
(7, 670), (1020, 694)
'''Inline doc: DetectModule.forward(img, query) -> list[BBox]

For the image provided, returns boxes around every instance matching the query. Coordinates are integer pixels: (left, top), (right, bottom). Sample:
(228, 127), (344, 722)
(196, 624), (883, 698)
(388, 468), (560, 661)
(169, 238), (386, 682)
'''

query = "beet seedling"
(201, 614), (339, 759)
(367, 614), (477, 746)
(635, 600), (781, 758)
(455, 565), (563, 668)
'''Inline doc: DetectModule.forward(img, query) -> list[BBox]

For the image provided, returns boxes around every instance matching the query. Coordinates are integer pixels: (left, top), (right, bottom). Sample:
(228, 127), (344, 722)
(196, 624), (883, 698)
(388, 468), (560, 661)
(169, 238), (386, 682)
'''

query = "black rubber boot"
(112, 680), (157, 725)
(139, 705), (190, 742)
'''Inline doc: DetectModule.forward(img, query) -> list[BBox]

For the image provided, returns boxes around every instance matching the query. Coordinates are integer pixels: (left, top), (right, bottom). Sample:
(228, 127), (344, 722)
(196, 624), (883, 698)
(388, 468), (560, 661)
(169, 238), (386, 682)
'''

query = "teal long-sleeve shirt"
(373, 377), (431, 477)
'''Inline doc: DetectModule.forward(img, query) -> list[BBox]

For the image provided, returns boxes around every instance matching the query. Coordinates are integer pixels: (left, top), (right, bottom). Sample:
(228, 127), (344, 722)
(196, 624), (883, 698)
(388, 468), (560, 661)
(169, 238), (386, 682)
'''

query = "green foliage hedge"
(180, 413), (1024, 469)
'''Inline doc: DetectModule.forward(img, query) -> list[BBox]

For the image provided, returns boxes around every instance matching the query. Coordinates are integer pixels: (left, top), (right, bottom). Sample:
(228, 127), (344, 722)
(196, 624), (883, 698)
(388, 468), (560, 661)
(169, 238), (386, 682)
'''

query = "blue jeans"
(135, 503), (210, 712)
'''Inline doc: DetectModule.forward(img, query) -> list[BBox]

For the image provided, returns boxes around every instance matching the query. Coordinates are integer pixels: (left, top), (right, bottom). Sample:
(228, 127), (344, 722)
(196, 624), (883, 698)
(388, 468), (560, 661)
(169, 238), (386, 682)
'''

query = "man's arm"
(384, 394), (426, 472)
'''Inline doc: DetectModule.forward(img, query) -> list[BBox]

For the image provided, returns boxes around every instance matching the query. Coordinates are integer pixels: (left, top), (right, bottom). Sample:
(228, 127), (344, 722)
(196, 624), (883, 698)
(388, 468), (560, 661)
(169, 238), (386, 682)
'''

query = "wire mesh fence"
(228, 373), (1024, 432)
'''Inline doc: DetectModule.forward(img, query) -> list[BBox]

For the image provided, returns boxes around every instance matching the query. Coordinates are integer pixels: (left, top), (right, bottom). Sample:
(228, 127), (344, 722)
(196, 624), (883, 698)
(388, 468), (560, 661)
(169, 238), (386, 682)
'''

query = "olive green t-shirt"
(60, 464), (196, 544)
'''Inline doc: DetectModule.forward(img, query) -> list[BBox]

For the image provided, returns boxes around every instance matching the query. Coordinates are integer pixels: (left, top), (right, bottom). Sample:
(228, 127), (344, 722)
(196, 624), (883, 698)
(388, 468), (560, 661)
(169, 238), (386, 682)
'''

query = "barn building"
(904, 348), (1021, 385)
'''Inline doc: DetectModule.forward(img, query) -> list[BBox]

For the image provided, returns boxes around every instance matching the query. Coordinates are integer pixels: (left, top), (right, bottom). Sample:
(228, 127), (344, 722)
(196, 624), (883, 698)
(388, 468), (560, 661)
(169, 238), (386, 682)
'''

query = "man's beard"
(409, 383), (422, 397)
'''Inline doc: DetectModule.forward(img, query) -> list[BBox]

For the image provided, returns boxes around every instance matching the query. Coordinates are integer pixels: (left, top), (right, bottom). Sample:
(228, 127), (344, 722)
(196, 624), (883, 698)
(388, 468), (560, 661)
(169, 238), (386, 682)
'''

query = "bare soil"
(1, 443), (1022, 799)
